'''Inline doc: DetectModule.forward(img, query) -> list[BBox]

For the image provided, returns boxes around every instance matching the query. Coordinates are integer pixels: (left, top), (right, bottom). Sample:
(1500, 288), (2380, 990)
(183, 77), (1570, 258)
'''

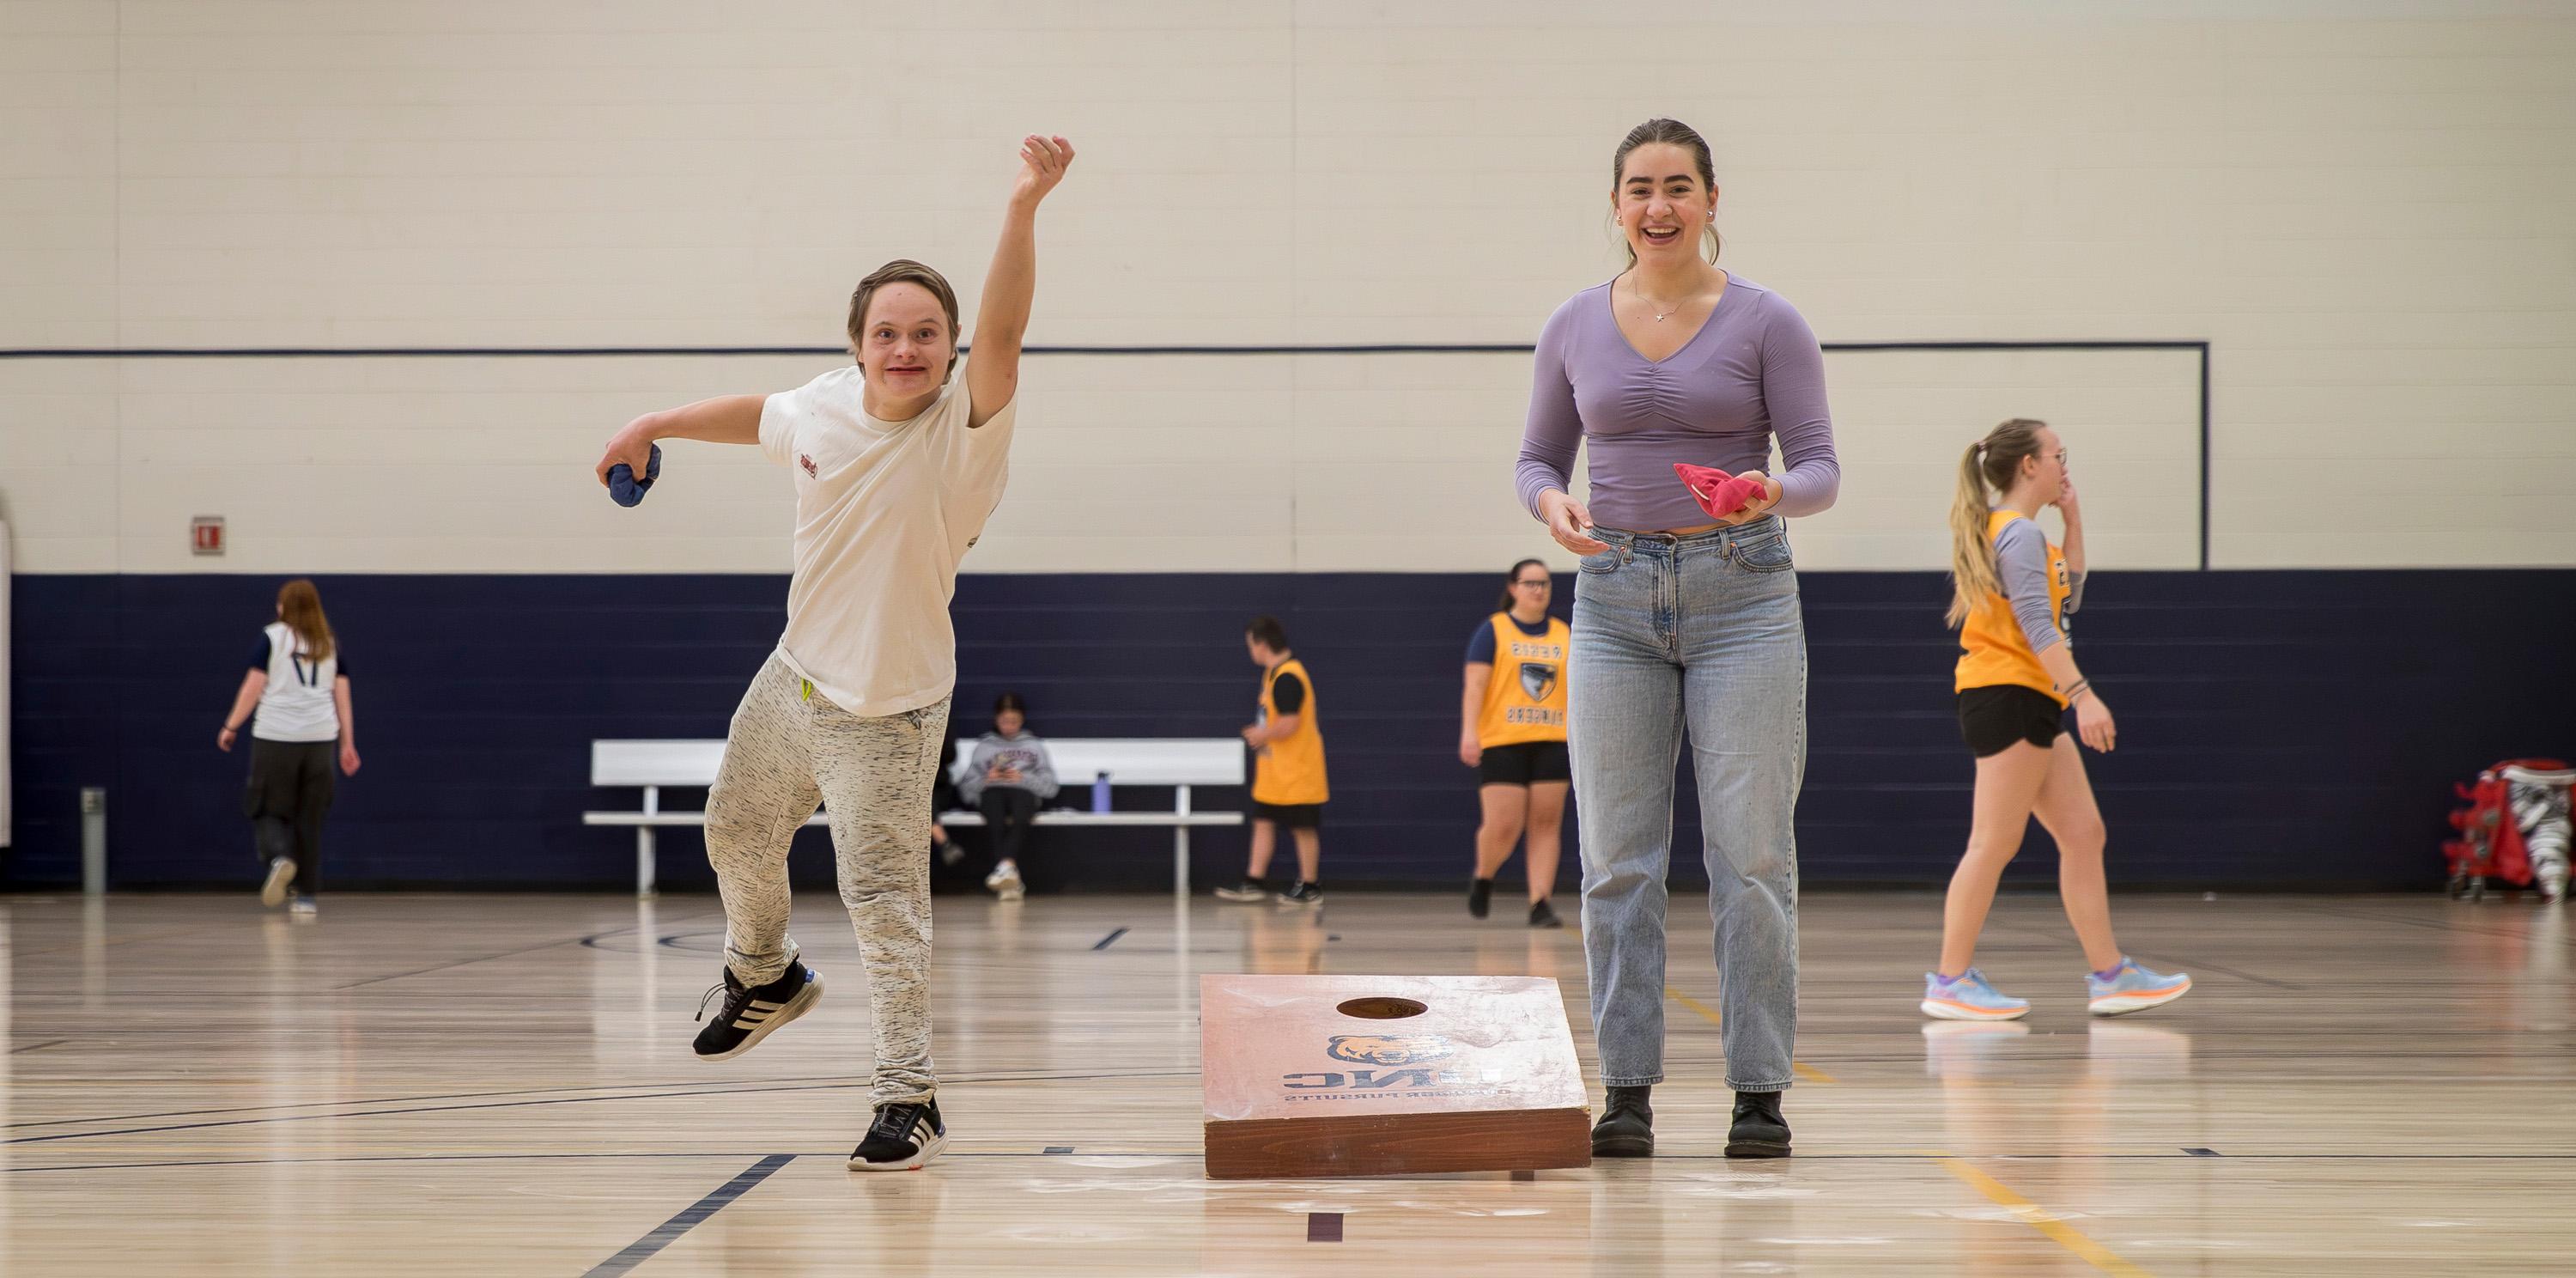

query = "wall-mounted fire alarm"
(191, 515), (225, 556)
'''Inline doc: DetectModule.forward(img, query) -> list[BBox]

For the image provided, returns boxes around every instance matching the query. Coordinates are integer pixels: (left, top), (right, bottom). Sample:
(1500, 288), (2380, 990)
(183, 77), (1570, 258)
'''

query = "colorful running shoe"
(2086, 958), (2191, 1016)
(1921, 968), (2031, 1021)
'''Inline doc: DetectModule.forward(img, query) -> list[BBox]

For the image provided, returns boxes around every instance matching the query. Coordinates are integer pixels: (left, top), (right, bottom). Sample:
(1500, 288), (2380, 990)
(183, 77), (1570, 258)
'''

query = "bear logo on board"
(1327, 1034), (1453, 1066)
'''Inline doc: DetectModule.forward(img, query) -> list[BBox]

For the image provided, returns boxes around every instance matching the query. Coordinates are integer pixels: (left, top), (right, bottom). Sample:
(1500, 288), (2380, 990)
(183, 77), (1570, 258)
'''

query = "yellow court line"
(1937, 1157), (2152, 1276)
(1662, 986), (1838, 1084)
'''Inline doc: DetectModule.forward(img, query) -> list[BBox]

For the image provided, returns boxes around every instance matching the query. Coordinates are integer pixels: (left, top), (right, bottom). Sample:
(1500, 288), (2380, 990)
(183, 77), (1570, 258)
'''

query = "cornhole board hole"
(1200, 974), (1591, 1179)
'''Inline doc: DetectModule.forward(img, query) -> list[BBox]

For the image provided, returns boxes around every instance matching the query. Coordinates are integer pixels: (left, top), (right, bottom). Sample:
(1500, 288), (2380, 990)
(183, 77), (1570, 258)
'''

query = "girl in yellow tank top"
(1459, 558), (1572, 928)
(1219, 616), (1328, 906)
(1922, 419), (2190, 1025)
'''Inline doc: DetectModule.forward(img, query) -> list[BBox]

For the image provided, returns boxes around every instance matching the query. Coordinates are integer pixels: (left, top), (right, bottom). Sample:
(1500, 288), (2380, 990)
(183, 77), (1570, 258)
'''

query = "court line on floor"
(1094, 927), (1130, 951)
(1938, 1156), (2151, 1275)
(7, 1039), (70, 1055)
(584, 1153), (795, 1278)
(4, 1069), (1207, 1146)
(1665, 987), (1838, 1084)
(3, 1064), (1200, 1132)
(2289, 903), (2576, 947)
(19, 1148), (2576, 1175)
(0, 924), (236, 959)
(335, 932), (605, 989)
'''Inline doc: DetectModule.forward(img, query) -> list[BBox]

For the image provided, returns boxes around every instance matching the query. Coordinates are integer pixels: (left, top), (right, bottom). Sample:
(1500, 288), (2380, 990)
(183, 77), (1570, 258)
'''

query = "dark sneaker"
(1467, 877), (1493, 919)
(691, 961), (823, 1062)
(288, 895), (319, 918)
(1724, 1090), (1791, 1159)
(848, 1099), (946, 1172)
(260, 856), (296, 907)
(1528, 899), (1564, 929)
(1214, 879), (1269, 903)
(1276, 881), (1323, 908)
(1591, 1085), (1653, 1158)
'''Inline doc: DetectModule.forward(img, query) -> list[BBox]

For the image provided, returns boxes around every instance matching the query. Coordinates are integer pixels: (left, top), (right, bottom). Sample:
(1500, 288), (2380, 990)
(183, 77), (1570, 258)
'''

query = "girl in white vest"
(218, 579), (361, 916)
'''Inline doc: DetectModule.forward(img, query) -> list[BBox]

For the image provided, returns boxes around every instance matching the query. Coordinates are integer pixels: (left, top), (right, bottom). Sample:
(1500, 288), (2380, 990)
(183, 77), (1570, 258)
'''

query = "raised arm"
(965, 135), (1076, 429)
(594, 393), (766, 489)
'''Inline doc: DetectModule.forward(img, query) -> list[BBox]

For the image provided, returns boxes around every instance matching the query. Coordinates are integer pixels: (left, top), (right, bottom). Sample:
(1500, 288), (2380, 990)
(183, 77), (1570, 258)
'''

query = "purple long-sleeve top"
(1516, 276), (1840, 531)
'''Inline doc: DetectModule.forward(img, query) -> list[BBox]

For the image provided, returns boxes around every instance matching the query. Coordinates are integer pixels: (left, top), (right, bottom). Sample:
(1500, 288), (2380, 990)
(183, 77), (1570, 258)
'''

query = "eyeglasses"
(1513, 579), (1550, 588)
(2050, 449), (2069, 466)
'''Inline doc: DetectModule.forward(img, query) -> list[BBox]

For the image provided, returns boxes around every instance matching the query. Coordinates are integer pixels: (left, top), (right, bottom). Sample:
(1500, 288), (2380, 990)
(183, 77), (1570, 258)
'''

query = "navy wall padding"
(8, 569), (2571, 892)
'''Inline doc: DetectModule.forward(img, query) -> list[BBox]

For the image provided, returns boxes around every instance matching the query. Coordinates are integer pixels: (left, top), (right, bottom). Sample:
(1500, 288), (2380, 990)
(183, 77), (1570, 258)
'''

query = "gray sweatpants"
(706, 652), (951, 1107)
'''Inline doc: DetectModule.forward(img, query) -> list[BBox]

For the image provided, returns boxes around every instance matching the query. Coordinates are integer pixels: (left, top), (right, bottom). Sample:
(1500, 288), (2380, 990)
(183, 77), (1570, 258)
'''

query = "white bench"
(583, 738), (1245, 898)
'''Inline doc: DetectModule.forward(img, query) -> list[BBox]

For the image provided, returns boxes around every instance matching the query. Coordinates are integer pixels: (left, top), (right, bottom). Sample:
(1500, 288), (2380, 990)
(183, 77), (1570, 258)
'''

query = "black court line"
(21, 1149), (2576, 1176)
(2184, 1147), (2221, 1157)
(2133, 954), (2305, 991)
(1307, 1213), (1344, 1243)
(0, 338), (2215, 568)
(8, 1040), (70, 1055)
(3, 1065), (1198, 1132)
(584, 1154), (794, 1278)
(6, 1069), (1206, 1147)
(1044, 1146), (1074, 1154)
(334, 932), (598, 989)
(1092, 928), (1130, 951)
(2292, 903), (2576, 947)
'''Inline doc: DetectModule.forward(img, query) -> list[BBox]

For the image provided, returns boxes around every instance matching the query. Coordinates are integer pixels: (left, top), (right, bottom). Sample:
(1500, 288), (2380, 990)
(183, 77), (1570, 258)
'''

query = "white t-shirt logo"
(798, 453), (818, 478)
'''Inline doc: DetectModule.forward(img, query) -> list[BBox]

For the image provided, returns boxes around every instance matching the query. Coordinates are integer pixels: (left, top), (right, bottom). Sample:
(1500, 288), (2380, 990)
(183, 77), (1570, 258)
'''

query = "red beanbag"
(1674, 462), (1771, 518)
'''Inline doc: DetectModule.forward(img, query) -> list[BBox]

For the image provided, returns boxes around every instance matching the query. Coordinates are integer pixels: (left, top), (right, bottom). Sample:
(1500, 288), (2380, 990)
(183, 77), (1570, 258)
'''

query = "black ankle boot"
(1724, 1089), (1791, 1159)
(1590, 1084), (1654, 1158)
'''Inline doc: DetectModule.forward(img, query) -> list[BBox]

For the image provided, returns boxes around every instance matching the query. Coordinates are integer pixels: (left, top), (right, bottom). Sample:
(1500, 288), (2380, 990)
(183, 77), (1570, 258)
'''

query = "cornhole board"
(1200, 973), (1591, 1179)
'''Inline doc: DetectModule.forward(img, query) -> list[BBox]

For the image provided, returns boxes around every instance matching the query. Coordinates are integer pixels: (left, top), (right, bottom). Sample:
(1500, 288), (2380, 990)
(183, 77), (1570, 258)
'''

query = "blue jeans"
(1572, 516), (1805, 1093)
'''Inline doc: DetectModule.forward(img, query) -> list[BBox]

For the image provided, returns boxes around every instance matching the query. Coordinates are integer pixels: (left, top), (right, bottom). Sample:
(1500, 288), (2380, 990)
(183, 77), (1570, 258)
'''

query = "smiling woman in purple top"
(1516, 118), (1839, 1164)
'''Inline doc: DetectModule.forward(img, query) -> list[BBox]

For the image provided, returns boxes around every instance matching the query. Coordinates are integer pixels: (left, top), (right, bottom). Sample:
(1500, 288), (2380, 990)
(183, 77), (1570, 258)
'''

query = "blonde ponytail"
(1945, 418), (2050, 629)
(1945, 444), (1999, 629)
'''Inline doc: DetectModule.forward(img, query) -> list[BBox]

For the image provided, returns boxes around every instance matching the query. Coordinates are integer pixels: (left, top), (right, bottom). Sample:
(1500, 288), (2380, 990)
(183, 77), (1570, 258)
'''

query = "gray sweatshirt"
(953, 732), (1060, 803)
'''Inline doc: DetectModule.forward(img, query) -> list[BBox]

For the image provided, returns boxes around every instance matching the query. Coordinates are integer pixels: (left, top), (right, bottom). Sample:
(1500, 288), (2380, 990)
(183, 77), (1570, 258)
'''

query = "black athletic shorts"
(1478, 740), (1571, 786)
(1251, 800), (1325, 830)
(1956, 685), (2065, 758)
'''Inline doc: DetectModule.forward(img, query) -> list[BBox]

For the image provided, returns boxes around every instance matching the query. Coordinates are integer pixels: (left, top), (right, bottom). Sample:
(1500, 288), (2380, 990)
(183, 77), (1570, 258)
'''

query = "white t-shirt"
(757, 363), (1017, 717)
(252, 622), (343, 743)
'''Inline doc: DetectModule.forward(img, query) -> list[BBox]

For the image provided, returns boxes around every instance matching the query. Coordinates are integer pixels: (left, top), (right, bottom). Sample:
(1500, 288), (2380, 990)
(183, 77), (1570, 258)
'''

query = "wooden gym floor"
(3, 890), (2571, 1275)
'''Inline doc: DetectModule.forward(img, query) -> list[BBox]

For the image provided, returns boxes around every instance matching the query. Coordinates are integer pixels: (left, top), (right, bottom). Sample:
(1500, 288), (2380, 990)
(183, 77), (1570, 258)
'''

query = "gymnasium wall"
(4, 2), (2572, 889)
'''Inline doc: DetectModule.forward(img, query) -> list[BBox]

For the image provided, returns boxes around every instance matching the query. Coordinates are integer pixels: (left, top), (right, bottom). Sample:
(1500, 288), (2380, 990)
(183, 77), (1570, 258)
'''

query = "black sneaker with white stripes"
(691, 960), (823, 1062)
(848, 1098), (946, 1172)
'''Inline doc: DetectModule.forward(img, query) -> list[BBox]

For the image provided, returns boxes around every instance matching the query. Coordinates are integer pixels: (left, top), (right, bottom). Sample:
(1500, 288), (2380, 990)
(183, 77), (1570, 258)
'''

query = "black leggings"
(980, 788), (1040, 869)
(245, 739), (334, 894)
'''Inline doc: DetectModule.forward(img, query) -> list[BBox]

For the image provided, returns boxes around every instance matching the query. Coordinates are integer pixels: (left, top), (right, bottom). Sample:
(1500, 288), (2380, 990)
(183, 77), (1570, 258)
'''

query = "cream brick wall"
(3, 1), (2568, 572)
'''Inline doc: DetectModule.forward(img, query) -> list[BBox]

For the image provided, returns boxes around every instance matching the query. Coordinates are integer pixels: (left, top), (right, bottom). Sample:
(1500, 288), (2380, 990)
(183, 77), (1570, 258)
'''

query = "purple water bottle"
(1091, 770), (1111, 813)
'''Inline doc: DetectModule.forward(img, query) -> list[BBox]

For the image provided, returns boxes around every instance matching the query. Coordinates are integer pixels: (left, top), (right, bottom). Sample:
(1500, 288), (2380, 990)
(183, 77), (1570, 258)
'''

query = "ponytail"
(1945, 419), (2050, 629)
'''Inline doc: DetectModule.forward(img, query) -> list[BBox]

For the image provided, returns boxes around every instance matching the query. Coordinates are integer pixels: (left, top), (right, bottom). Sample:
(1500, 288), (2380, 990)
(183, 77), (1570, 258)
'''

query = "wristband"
(2063, 680), (2091, 703)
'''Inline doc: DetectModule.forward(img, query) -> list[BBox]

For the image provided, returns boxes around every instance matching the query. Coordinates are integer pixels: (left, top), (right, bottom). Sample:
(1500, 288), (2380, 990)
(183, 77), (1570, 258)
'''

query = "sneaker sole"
(259, 860), (295, 908)
(1275, 897), (1321, 909)
(1590, 1134), (1654, 1158)
(695, 971), (824, 1062)
(848, 1131), (945, 1172)
(1213, 891), (1267, 903)
(1921, 997), (2030, 1022)
(2088, 977), (2191, 1017)
(998, 885), (1024, 902)
(1723, 1137), (1792, 1159)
